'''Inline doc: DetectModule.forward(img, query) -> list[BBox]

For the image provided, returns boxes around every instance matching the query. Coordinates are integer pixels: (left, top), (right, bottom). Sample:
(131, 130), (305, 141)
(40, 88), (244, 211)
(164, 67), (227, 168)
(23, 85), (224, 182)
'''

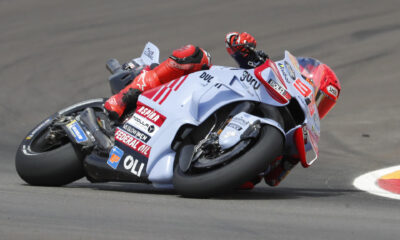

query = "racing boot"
(104, 44), (211, 119)
(264, 156), (299, 187)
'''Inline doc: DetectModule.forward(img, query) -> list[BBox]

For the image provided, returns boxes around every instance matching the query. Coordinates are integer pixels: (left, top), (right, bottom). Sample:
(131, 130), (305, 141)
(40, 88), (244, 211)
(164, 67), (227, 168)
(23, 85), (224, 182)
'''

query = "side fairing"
(125, 66), (283, 184)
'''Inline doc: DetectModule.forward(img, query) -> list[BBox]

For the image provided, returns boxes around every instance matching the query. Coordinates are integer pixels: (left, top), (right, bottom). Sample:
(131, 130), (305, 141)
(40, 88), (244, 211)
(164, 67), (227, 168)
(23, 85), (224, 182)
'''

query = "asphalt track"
(1, 0), (400, 239)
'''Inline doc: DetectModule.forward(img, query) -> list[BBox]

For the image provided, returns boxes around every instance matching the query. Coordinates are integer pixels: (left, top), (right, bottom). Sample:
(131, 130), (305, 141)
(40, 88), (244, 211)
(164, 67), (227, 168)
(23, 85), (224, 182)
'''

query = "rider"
(104, 32), (264, 119)
(104, 32), (292, 189)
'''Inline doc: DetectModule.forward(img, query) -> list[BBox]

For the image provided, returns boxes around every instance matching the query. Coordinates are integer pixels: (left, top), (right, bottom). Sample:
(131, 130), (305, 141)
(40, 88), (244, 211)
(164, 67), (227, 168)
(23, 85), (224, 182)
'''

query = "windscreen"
(297, 57), (321, 79)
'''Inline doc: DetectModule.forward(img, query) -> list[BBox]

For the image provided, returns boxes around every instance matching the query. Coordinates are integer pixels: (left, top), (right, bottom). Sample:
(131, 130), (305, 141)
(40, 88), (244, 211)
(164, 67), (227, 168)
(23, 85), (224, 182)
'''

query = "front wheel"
(15, 98), (106, 186)
(173, 125), (284, 198)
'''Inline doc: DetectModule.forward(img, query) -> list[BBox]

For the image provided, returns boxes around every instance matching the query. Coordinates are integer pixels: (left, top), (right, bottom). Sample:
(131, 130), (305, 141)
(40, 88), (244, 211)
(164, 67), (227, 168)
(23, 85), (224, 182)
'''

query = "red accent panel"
(293, 79), (312, 97)
(174, 75), (188, 91)
(153, 86), (167, 102)
(294, 127), (309, 168)
(377, 179), (400, 194)
(317, 95), (336, 119)
(168, 77), (179, 89)
(142, 86), (162, 100)
(254, 60), (290, 104)
(135, 102), (166, 127)
(159, 88), (172, 105)
(269, 60), (286, 88)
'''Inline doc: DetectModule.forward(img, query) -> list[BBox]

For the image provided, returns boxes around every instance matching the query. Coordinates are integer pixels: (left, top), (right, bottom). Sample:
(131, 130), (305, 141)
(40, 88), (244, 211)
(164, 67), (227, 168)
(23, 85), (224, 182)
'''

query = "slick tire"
(16, 142), (84, 186)
(15, 98), (106, 186)
(173, 125), (284, 198)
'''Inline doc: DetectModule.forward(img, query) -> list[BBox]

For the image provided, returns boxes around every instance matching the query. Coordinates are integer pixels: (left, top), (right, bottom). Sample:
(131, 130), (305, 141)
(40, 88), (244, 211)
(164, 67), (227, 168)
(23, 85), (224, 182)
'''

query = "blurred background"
(1, 0), (400, 239)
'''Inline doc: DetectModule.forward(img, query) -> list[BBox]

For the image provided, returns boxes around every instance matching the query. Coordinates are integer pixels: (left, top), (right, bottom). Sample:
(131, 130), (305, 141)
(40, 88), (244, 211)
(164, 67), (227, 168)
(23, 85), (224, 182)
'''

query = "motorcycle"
(15, 42), (341, 197)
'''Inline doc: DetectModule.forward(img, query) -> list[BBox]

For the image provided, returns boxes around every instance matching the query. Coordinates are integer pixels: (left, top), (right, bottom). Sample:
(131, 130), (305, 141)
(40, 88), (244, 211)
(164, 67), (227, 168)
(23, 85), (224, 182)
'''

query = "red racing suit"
(104, 32), (259, 119)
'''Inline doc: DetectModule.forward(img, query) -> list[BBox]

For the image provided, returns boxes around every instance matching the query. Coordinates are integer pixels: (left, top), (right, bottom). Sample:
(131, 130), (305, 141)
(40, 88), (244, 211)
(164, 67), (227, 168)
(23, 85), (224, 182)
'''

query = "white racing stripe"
(353, 165), (400, 200)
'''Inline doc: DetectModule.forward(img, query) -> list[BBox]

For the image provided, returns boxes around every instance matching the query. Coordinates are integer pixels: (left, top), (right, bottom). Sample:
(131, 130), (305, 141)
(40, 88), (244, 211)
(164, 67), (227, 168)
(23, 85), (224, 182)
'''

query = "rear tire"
(15, 98), (106, 186)
(16, 142), (84, 186)
(173, 125), (284, 198)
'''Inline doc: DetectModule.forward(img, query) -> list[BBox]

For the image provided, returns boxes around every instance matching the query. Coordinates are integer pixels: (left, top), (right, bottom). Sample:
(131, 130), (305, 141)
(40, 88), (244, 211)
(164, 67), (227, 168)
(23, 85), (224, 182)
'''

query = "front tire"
(173, 125), (284, 198)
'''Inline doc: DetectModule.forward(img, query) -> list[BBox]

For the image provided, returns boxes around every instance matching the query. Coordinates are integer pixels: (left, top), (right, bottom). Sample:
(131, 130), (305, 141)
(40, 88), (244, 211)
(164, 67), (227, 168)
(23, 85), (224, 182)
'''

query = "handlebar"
(106, 58), (122, 74)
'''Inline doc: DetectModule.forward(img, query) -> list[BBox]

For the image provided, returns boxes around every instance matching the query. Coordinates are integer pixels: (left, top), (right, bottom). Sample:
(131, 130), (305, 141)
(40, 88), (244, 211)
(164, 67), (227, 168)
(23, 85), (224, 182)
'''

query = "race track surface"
(1, 0), (400, 239)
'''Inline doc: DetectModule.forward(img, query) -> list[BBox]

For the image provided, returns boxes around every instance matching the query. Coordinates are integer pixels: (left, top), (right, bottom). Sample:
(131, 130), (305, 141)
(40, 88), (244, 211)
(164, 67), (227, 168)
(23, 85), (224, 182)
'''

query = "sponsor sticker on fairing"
(135, 103), (166, 127)
(123, 155), (145, 177)
(107, 146), (124, 169)
(268, 79), (287, 96)
(127, 114), (160, 137)
(114, 128), (151, 157)
(284, 61), (296, 80)
(66, 120), (88, 143)
(326, 85), (338, 98)
(122, 123), (151, 143)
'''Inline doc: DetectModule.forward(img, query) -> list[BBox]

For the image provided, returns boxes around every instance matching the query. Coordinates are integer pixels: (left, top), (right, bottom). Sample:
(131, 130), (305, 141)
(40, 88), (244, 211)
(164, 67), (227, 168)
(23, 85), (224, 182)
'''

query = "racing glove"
(225, 32), (267, 69)
(225, 32), (257, 57)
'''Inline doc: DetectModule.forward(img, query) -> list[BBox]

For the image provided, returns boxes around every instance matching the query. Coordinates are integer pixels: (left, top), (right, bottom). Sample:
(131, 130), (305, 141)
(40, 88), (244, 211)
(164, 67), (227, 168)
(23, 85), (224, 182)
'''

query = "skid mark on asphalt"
(353, 165), (400, 200)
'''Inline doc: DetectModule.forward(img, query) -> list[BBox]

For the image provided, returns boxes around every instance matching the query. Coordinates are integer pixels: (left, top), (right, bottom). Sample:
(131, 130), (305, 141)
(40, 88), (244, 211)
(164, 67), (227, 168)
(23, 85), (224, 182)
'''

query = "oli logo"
(124, 156), (145, 177)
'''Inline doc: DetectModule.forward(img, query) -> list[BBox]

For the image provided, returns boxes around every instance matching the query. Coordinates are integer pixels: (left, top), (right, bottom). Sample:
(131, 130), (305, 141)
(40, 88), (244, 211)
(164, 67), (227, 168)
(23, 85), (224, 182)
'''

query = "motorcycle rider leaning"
(104, 32), (264, 120)
(104, 32), (291, 189)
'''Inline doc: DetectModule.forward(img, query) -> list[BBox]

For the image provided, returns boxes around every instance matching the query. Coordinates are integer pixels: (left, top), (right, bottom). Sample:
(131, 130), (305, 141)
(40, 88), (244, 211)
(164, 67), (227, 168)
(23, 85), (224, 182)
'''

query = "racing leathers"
(104, 32), (261, 119)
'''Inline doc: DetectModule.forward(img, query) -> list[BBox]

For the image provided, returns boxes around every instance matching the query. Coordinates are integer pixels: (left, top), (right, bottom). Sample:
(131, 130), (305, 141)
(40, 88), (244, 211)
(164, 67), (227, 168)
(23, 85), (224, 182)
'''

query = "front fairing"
(274, 51), (321, 166)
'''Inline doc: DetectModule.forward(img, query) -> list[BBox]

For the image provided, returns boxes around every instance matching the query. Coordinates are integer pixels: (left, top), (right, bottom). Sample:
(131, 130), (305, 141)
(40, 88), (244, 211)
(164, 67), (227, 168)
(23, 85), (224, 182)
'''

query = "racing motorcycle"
(15, 42), (341, 197)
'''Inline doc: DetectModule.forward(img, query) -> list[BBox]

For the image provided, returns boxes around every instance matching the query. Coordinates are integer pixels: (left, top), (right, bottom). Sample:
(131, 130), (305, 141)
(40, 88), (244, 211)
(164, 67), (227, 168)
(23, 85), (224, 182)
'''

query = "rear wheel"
(15, 99), (106, 186)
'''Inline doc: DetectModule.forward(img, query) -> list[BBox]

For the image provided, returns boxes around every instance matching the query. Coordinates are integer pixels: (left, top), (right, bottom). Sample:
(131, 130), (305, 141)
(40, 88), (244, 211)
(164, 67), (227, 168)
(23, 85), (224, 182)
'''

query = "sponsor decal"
(114, 128), (151, 157)
(107, 146), (124, 169)
(231, 116), (250, 127)
(278, 63), (291, 84)
(305, 77), (314, 87)
(284, 61), (296, 80)
(135, 104), (166, 127)
(122, 123), (150, 143)
(143, 47), (154, 60)
(293, 79), (312, 97)
(326, 85), (338, 98)
(66, 120), (88, 143)
(240, 71), (261, 90)
(135, 73), (147, 91)
(199, 72), (214, 83)
(127, 114), (159, 136)
(268, 79), (288, 96)
(123, 155), (145, 177)
(227, 123), (242, 131)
